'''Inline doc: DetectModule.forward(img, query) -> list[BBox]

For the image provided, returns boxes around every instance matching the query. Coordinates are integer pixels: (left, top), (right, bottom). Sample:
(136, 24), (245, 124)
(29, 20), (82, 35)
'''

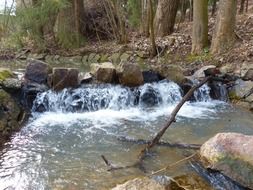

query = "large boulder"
(0, 89), (21, 139)
(200, 133), (253, 189)
(90, 62), (117, 83)
(228, 79), (253, 100)
(24, 59), (52, 84)
(51, 68), (79, 91)
(156, 64), (185, 85)
(117, 62), (144, 87)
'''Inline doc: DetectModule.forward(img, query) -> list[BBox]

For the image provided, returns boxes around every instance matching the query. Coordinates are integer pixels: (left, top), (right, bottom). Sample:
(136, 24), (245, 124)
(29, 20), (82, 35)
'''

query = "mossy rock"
(109, 53), (121, 64)
(0, 68), (13, 82)
(100, 54), (109, 62)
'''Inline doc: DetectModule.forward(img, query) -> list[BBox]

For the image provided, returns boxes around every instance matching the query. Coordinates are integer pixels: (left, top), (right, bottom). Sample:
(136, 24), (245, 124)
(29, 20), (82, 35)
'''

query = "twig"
(148, 153), (197, 176)
(138, 76), (211, 161)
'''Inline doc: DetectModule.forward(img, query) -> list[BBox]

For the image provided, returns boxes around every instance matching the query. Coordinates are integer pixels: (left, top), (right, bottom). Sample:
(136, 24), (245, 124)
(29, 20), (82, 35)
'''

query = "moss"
(0, 69), (13, 81)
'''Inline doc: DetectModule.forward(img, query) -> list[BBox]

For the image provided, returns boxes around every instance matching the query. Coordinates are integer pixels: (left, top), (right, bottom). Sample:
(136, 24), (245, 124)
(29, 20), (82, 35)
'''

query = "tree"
(211, 0), (237, 54)
(191, 0), (208, 54)
(149, 0), (157, 56)
(239, 0), (246, 14)
(154, 0), (179, 37)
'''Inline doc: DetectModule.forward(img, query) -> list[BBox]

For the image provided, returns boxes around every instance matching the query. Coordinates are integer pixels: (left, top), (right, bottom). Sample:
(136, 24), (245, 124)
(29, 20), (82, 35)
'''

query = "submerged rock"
(117, 62), (144, 87)
(24, 59), (52, 84)
(140, 85), (162, 107)
(200, 133), (253, 189)
(208, 81), (228, 101)
(111, 176), (184, 190)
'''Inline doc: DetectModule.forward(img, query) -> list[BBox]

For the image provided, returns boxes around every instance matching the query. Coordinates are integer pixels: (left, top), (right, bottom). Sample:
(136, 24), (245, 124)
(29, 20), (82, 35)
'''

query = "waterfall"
(32, 80), (212, 113)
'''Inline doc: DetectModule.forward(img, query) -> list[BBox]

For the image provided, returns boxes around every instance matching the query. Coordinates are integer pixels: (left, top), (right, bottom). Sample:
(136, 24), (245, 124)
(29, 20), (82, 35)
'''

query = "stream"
(1, 62), (253, 189)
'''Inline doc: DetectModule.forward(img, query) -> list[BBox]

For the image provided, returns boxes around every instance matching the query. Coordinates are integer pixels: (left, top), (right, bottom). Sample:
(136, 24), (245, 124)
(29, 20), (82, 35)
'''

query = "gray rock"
(79, 72), (93, 84)
(193, 65), (216, 79)
(1, 78), (22, 92)
(24, 59), (52, 84)
(243, 68), (253, 81)
(228, 79), (253, 99)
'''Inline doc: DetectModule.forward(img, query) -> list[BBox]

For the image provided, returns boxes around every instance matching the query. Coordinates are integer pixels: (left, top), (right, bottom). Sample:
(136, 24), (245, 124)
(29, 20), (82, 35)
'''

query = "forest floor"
(0, 6), (253, 73)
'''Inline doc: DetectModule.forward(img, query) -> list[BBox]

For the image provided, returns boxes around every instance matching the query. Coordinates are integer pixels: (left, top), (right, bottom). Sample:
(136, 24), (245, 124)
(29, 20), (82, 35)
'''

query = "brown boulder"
(117, 62), (144, 87)
(91, 62), (117, 83)
(51, 68), (79, 91)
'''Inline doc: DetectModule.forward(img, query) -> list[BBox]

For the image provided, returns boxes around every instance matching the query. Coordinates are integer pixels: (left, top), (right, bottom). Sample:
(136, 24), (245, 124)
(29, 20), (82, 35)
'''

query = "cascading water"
(1, 80), (253, 190)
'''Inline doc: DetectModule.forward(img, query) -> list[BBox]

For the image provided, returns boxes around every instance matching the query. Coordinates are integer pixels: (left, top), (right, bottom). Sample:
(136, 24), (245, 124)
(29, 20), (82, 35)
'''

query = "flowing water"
(1, 79), (253, 189)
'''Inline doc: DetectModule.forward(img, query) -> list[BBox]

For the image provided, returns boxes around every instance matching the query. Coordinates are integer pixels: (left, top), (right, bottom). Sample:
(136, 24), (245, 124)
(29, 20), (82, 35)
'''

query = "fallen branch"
(101, 76), (211, 172)
(117, 136), (201, 150)
(138, 76), (211, 161)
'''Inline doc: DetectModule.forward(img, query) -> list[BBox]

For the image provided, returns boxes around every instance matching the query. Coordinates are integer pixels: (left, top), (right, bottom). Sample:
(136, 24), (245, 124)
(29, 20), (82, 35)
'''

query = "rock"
(200, 133), (253, 189)
(109, 53), (121, 64)
(241, 62), (253, 78)
(24, 59), (52, 84)
(120, 53), (130, 62)
(0, 89), (21, 138)
(52, 68), (79, 91)
(0, 68), (14, 81)
(27, 53), (46, 60)
(228, 79), (253, 100)
(1, 78), (22, 93)
(87, 53), (100, 63)
(82, 55), (88, 64)
(192, 65), (216, 79)
(93, 62), (117, 83)
(100, 54), (109, 62)
(243, 68), (253, 81)
(140, 85), (162, 107)
(111, 176), (183, 190)
(142, 70), (163, 83)
(68, 56), (83, 64)
(79, 72), (93, 84)
(157, 64), (185, 85)
(208, 81), (228, 101)
(220, 64), (235, 74)
(21, 82), (49, 109)
(180, 78), (196, 101)
(117, 62), (144, 87)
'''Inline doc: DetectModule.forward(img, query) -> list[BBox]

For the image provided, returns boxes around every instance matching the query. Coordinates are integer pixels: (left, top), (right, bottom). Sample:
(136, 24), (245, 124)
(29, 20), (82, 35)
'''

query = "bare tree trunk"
(191, 0), (208, 54)
(189, 0), (193, 21)
(141, 0), (150, 37)
(211, 0), (217, 16)
(154, 0), (179, 37)
(149, 0), (157, 57)
(246, 0), (249, 12)
(74, 0), (85, 46)
(211, 0), (237, 54)
(239, 0), (246, 14)
(180, 0), (188, 23)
